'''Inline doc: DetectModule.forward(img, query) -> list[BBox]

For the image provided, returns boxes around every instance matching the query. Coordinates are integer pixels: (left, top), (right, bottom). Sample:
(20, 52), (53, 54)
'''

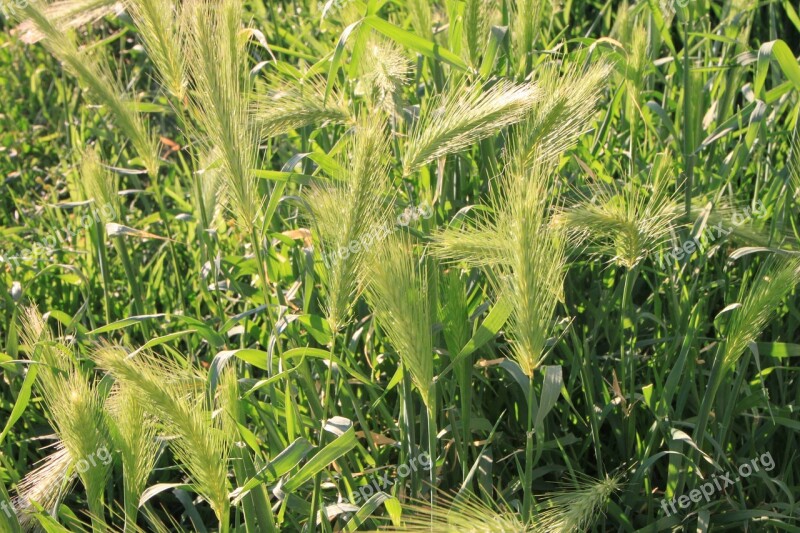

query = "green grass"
(1, 0), (800, 531)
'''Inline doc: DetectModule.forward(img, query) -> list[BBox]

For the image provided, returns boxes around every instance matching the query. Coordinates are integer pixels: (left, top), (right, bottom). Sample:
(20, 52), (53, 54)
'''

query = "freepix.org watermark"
(320, 202), (432, 266)
(659, 201), (766, 269)
(1, 446), (112, 520)
(352, 451), (432, 504)
(0, 499), (14, 519)
(74, 445), (113, 474)
(660, 452), (775, 516)
(0, 202), (117, 269)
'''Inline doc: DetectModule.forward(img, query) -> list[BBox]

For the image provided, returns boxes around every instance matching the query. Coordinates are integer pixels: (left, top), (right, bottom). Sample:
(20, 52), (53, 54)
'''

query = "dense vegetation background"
(1, 0), (800, 531)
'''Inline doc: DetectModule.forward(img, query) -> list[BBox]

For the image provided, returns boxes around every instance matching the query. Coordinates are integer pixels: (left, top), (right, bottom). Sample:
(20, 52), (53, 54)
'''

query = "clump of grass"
(305, 116), (393, 332)
(252, 74), (352, 140)
(20, 308), (112, 529)
(17, 1), (160, 175)
(184, 0), (261, 233)
(403, 78), (540, 175)
(92, 345), (234, 531)
(125, 0), (187, 100)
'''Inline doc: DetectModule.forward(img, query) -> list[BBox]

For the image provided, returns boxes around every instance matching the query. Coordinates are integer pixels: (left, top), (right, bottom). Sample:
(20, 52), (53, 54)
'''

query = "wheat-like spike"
(495, 154), (567, 376)
(403, 78), (539, 175)
(195, 148), (226, 234)
(430, 219), (508, 269)
(125, 0), (187, 99)
(49, 374), (112, 523)
(12, 0), (120, 44)
(19, 307), (76, 400)
(363, 233), (435, 407)
(185, 0), (262, 233)
(107, 381), (161, 528)
(509, 0), (543, 74)
(305, 117), (393, 332)
(434, 151), (566, 376)
(92, 346), (233, 524)
(358, 37), (411, 115)
(215, 365), (242, 435)
(721, 257), (800, 369)
(252, 75), (352, 140)
(17, 2), (160, 175)
(375, 492), (533, 532)
(13, 443), (76, 529)
(407, 0), (433, 40)
(508, 60), (611, 170)
(20, 307), (112, 526)
(438, 270), (471, 358)
(789, 129), (800, 200)
(556, 154), (682, 269)
(462, 0), (495, 66)
(79, 146), (119, 219)
(533, 473), (622, 532)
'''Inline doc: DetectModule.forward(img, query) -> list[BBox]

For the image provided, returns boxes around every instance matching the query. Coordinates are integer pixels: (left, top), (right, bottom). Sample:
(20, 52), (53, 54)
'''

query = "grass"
(1, 0), (800, 531)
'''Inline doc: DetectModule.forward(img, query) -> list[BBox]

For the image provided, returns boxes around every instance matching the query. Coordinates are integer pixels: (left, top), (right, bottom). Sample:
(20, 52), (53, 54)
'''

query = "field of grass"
(1, 0), (800, 531)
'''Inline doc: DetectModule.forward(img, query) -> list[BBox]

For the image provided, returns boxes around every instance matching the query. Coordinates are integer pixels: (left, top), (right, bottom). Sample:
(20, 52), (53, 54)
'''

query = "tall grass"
(2, 0), (800, 531)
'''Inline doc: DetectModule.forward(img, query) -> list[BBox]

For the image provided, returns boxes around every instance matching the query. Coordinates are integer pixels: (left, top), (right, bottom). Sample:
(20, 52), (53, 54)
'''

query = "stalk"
(309, 337), (337, 533)
(457, 357), (472, 482)
(218, 502), (230, 533)
(425, 392), (437, 513)
(113, 236), (151, 338)
(522, 371), (535, 523)
(87, 493), (106, 533)
(152, 186), (184, 311)
(681, 17), (693, 217)
(123, 484), (137, 532)
(401, 367), (420, 497)
(621, 267), (638, 455)
(249, 228), (279, 338)
(90, 219), (112, 325)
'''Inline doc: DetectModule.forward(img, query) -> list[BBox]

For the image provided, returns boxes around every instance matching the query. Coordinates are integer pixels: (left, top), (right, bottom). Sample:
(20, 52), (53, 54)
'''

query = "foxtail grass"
(185, 0), (262, 234)
(689, 256), (800, 490)
(17, 1), (160, 175)
(403, 78), (539, 175)
(304, 116), (393, 333)
(252, 74), (351, 140)
(21, 308), (111, 530)
(125, 0), (187, 100)
(363, 233), (437, 501)
(107, 383), (160, 531)
(92, 346), (234, 532)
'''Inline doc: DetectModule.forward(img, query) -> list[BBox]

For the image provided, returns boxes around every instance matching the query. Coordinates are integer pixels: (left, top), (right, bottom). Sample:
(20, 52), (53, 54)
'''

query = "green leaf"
(282, 419), (357, 492)
(87, 314), (166, 335)
(282, 347), (372, 385)
(0, 363), (38, 446)
(231, 438), (314, 504)
(344, 493), (401, 531)
(438, 295), (513, 380)
(754, 40), (800, 96)
(534, 365), (562, 434)
(362, 15), (469, 71)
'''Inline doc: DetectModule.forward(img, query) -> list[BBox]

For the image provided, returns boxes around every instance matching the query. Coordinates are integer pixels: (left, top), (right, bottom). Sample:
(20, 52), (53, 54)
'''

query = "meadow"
(1, 0), (800, 531)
